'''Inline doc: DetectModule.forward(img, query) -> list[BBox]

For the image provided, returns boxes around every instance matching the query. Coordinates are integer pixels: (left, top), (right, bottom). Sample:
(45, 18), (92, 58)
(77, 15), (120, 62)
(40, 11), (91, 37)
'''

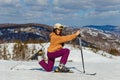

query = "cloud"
(51, 0), (120, 23)
(24, 0), (50, 11)
(92, 0), (120, 12)
(52, 0), (120, 14)
(0, 0), (120, 26)
(0, 0), (50, 23)
(0, 0), (21, 8)
(53, 0), (93, 10)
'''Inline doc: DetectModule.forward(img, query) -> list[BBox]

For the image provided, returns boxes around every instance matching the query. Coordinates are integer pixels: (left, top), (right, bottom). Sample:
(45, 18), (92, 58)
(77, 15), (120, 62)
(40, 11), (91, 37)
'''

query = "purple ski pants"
(39, 48), (70, 72)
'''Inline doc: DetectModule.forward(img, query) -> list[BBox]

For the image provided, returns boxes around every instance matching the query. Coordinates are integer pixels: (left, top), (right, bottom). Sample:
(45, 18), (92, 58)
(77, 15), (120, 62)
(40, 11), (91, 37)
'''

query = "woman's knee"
(64, 48), (70, 54)
(46, 67), (53, 72)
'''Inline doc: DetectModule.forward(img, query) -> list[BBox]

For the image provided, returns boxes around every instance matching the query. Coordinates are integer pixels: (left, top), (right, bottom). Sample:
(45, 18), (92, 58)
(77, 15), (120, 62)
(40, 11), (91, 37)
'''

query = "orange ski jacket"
(47, 32), (77, 52)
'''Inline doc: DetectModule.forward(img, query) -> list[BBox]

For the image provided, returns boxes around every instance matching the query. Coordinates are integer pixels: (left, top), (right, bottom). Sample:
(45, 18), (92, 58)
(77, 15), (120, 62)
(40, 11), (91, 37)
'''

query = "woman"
(39, 23), (80, 72)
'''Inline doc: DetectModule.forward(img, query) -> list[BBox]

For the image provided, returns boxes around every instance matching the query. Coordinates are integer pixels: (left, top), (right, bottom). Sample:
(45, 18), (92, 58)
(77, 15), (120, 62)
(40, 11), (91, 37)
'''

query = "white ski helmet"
(53, 23), (64, 30)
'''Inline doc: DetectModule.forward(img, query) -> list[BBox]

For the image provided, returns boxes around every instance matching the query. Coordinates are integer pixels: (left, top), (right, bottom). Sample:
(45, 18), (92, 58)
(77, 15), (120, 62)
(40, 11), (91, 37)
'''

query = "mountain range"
(0, 23), (120, 55)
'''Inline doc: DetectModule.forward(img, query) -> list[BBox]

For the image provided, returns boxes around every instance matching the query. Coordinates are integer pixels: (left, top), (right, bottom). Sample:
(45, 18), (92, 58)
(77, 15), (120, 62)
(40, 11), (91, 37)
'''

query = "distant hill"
(80, 25), (120, 56)
(0, 23), (52, 42)
(83, 25), (120, 34)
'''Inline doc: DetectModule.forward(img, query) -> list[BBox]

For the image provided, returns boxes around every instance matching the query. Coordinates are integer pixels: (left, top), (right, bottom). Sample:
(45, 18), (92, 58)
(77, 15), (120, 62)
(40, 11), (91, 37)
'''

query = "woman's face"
(56, 29), (62, 35)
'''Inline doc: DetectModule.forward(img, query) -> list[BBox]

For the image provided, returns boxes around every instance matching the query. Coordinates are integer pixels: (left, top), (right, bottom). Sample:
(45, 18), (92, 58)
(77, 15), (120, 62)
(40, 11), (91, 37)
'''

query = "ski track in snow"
(0, 44), (120, 80)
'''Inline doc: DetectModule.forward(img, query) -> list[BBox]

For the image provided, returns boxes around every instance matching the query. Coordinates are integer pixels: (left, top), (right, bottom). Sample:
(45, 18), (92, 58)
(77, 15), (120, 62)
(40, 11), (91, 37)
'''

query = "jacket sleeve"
(54, 34), (77, 44)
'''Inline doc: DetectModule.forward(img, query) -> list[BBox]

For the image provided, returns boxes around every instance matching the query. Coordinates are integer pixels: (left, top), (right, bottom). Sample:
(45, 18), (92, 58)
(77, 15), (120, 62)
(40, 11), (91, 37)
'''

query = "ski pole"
(78, 35), (85, 73)
(10, 46), (46, 70)
(10, 55), (31, 70)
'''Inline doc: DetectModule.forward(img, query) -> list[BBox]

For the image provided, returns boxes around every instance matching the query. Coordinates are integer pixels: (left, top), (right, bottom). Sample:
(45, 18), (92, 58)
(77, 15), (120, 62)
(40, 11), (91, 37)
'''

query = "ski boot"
(37, 49), (47, 61)
(54, 64), (70, 72)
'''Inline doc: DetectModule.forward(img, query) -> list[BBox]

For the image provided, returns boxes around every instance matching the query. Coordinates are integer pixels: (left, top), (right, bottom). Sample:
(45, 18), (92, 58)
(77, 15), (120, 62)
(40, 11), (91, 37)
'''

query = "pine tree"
(3, 45), (7, 60)
(109, 48), (119, 56)
(0, 45), (2, 59)
(13, 41), (29, 60)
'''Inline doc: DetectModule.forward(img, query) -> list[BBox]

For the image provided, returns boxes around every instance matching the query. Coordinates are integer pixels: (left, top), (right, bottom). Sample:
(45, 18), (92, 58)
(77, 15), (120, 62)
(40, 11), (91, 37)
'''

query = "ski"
(53, 70), (74, 73)
(81, 72), (96, 76)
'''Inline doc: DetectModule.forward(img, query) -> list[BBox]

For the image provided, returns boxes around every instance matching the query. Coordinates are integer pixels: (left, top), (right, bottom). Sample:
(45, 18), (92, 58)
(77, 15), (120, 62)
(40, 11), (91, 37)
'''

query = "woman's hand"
(75, 30), (81, 36)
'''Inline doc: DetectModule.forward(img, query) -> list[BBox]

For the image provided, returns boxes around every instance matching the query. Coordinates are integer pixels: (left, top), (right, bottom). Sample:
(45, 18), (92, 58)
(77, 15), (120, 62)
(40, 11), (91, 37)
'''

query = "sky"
(0, 0), (120, 26)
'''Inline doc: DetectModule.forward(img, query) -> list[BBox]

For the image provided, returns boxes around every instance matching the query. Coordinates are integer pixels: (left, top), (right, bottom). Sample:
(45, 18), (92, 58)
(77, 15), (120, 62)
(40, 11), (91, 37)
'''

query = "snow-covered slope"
(64, 44), (119, 63)
(0, 44), (120, 80)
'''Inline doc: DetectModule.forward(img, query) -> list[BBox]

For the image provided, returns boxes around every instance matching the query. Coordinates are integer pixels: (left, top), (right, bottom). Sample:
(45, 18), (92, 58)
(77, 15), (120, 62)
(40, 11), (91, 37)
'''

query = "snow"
(0, 44), (120, 80)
